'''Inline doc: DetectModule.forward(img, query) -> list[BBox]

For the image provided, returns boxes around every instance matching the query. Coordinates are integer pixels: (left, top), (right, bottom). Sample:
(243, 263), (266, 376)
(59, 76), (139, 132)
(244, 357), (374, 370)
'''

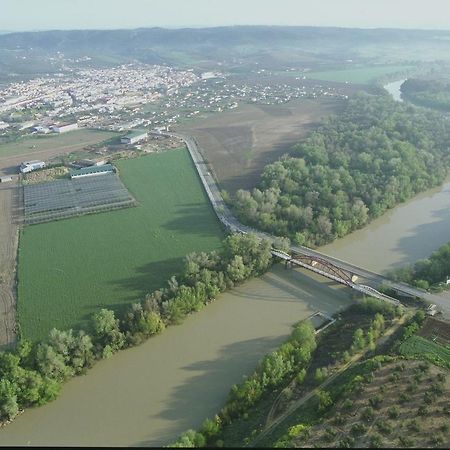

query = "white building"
(120, 130), (148, 145)
(19, 160), (46, 173)
(52, 122), (78, 133)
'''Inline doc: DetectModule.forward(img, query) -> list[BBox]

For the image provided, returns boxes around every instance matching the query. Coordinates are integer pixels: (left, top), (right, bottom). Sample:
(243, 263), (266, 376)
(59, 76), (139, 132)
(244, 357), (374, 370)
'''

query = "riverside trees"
(0, 233), (274, 423)
(232, 93), (450, 247)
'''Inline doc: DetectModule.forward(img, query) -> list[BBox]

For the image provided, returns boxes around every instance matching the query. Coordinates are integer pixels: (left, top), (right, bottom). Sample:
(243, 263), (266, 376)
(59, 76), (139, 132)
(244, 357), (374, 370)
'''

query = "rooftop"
(70, 164), (114, 178)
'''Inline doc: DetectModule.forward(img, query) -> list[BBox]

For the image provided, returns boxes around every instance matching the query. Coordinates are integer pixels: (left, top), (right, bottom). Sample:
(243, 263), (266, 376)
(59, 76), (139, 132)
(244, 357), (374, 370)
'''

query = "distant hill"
(0, 26), (450, 77)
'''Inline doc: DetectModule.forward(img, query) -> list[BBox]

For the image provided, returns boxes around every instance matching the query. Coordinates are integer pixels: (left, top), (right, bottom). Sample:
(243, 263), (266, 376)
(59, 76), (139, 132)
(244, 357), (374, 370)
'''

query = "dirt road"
(0, 182), (19, 348)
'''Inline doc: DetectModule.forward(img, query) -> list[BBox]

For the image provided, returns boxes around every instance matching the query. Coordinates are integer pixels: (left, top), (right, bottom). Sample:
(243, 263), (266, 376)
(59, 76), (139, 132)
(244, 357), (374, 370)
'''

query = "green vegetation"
(1, 232), (274, 424)
(171, 319), (318, 448)
(233, 94), (450, 247)
(0, 129), (118, 159)
(305, 65), (412, 84)
(170, 299), (401, 448)
(18, 149), (224, 340)
(399, 335), (450, 369)
(401, 78), (450, 111)
(389, 240), (450, 291)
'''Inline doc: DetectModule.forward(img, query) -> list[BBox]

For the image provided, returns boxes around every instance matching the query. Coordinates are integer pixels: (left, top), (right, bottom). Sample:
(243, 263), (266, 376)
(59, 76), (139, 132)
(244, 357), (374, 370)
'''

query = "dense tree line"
(389, 241), (450, 290)
(170, 298), (400, 448)
(232, 93), (450, 247)
(0, 233), (273, 423)
(171, 320), (317, 448)
(401, 78), (450, 111)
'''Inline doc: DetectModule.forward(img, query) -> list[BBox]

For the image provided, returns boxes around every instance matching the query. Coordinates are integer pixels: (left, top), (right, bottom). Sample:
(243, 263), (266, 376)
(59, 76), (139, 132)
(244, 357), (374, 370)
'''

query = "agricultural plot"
(24, 173), (136, 224)
(305, 65), (413, 84)
(176, 97), (342, 193)
(293, 360), (449, 448)
(399, 335), (450, 369)
(418, 317), (450, 346)
(17, 149), (224, 341)
(0, 129), (118, 159)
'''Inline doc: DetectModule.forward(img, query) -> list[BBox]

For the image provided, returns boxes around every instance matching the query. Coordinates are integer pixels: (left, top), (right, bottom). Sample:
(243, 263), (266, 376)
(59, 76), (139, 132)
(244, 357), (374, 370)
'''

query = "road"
(157, 131), (450, 318)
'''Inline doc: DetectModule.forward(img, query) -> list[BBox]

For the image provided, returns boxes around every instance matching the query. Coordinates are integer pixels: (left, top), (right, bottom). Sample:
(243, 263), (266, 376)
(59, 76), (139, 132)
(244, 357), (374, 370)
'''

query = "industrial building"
(51, 122), (79, 133)
(19, 160), (46, 174)
(70, 164), (114, 179)
(120, 130), (148, 145)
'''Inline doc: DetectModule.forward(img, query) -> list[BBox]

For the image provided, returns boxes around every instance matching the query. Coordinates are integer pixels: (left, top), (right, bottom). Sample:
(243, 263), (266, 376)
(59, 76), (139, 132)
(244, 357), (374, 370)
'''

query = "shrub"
(361, 407), (375, 421)
(398, 436), (414, 447)
(369, 394), (383, 409)
(350, 422), (367, 437)
(388, 405), (400, 419)
(370, 433), (383, 448)
(376, 419), (393, 435)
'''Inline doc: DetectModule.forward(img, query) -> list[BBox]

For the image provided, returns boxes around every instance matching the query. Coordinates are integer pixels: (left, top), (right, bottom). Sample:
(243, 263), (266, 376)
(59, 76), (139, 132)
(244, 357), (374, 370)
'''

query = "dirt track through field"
(0, 182), (19, 348)
(176, 98), (343, 193)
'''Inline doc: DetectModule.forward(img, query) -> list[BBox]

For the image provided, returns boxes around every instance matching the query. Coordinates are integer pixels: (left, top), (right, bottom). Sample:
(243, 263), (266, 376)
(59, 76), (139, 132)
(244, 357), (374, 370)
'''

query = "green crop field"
(399, 335), (450, 369)
(17, 149), (224, 341)
(0, 129), (119, 159)
(305, 65), (412, 84)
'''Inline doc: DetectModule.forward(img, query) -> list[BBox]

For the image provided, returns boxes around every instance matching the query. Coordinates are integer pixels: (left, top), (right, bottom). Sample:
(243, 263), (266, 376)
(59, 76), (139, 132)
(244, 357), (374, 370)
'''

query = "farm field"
(176, 97), (343, 193)
(399, 335), (450, 369)
(291, 360), (449, 448)
(17, 149), (224, 341)
(0, 129), (119, 175)
(305, 65), (413, 84)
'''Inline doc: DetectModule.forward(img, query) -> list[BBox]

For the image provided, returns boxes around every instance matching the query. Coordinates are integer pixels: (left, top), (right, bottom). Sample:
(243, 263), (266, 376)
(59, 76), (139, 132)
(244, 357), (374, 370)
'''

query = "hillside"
(1, 26), (450, 77)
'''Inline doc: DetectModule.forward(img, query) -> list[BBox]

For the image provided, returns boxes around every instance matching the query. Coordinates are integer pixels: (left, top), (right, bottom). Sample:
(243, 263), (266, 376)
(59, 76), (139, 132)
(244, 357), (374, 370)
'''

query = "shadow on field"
(133, 335), (282, 447)
(111, 256), (184, 303)
(163, 203), (223, 238)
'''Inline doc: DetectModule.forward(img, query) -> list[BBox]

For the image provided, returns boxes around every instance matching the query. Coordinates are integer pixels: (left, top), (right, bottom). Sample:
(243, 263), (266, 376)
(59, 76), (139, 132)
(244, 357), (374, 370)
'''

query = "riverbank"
(0, 264), (354, 447)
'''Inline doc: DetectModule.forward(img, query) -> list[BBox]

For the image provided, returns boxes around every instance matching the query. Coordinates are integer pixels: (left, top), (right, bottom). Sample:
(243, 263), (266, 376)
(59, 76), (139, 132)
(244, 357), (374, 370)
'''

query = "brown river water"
(2, 135), (450, 445)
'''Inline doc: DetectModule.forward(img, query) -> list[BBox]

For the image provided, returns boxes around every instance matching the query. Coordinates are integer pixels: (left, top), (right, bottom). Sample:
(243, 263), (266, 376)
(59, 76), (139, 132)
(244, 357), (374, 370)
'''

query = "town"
(0, 62), (347, 139)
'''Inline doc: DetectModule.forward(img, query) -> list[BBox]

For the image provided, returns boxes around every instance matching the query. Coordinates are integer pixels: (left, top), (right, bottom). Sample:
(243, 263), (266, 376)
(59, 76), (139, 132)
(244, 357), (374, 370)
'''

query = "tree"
(351, 328), (366, 352)
(226, 255), (250, 283)
(92, 308), (124, 354)
(317, 390), (333, 412)
(0, 379), (19, 420)
(35, 343), (73, 381)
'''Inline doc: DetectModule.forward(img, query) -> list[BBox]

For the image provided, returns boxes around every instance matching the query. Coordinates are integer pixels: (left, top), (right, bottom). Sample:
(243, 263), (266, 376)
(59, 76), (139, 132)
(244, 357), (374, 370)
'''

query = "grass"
(399, 335), (450, 369)
(17, 149), (224, 341)
(305, 65), (412, 84)
(0, 129), (119, 159)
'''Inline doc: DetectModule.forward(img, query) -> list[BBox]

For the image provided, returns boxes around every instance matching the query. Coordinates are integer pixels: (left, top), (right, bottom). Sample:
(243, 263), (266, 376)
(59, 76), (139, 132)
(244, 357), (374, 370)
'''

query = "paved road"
(156, 131), (450, 318)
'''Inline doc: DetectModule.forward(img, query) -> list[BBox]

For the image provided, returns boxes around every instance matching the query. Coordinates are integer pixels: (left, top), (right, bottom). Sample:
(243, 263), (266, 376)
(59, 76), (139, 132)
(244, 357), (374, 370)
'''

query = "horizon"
(2, 23), (450, 35)
(3, 0), (450, 33)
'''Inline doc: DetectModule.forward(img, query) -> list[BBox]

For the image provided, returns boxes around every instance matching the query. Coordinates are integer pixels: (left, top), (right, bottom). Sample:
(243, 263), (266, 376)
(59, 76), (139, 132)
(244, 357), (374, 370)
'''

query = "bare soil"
(0, 182), (19, 349)
(175, 97), (344, 193)
(418, 317), (450, 346)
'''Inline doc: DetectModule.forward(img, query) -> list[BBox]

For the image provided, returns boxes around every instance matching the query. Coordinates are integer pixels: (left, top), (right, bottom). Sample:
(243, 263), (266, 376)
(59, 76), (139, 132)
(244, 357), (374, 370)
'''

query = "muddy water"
(0, 265), (353, 447)
(320, 180), (450, 274)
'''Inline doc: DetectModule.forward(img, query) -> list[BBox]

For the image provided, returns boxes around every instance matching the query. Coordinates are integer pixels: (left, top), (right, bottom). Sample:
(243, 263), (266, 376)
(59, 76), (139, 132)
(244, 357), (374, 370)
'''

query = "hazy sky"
(2, 0), (450, 32)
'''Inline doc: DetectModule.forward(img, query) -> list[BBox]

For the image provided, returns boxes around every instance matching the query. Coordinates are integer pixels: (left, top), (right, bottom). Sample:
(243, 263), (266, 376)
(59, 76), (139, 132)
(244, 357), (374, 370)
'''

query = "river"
(320, 179), (450, 274)
(0, 265), (353, 447)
